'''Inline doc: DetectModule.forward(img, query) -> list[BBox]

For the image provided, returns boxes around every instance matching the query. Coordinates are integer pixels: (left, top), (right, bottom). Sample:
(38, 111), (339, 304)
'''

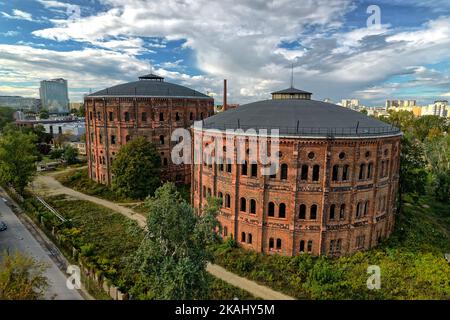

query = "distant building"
(39, 78), (69, 114)
(421, 100), (449, 117)
(16, 118), (85, 141)
(0, 96), (40, 112)
(385, 99), (416, 109)
(341, 99), (360, 109)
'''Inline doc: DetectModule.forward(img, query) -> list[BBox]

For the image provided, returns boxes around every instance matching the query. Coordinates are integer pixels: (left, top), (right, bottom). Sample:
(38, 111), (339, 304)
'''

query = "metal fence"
(200, 122), (401, 137)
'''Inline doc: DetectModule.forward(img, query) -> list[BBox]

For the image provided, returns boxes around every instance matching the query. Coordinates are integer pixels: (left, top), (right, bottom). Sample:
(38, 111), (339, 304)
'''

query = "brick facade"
(85, 96), (214, 185)
(192, 131), (401, 257)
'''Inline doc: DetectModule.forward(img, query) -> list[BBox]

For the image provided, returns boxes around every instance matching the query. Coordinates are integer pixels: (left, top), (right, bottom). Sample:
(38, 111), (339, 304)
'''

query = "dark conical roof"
(88, 75), (212, 99)
(201, 99), (401, 138)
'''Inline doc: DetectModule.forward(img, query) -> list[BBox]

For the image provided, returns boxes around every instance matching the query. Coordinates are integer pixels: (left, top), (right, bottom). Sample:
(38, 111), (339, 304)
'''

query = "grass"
(211, 195), (450, 300)
(55, 168), (129, 202)
(29, 194), (255, 300)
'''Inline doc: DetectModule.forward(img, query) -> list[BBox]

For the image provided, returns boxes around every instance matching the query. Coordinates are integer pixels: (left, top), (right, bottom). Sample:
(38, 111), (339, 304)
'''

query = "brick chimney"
(223, 79), (227, 111)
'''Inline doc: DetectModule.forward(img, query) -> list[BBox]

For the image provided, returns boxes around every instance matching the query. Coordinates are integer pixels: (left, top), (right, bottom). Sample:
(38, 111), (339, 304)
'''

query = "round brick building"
(85, 73), (214, 185)
(192, 87), (401, 256)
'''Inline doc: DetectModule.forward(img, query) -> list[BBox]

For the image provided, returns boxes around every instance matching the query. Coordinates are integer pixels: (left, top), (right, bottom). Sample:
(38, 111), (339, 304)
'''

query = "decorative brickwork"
(85, 78), (214, 185)
(192, 131), (401, 256)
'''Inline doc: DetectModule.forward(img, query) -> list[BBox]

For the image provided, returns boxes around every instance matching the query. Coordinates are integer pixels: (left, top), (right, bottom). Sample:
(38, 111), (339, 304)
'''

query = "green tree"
(112, 137), (161, 199)
(0, 251), (48, 300)
(413, 115), (448, 142)
(378, 110), (416, 133)
(39, 109), (49, 119)
(130, 183), (220, 299)
(399, 134), (428, 201)
(0, 127), (37, 193)
(0, 107), (15, 132)
(63, 144), (78, 165)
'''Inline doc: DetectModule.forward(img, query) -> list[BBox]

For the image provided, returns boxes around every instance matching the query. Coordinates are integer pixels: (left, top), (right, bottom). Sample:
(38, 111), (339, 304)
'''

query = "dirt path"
(32, 170), (295, 300)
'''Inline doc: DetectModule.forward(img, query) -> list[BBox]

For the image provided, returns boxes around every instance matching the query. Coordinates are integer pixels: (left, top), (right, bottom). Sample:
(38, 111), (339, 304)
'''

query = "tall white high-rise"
(39, 78), (69, 114)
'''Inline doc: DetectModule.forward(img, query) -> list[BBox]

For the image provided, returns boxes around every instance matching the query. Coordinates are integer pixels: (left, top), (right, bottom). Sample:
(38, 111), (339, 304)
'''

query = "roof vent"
(138, 73), (164, 82)
(271, 87), (312, 100)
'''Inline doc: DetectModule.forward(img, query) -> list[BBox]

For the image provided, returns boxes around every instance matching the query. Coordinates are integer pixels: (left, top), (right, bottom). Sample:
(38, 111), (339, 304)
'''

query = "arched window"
(189, 112), (194, 120)
(175, 112), (180, 121)
(241, 161), (248, 176)
(307, 240), (313, 252)
(367, 162), (373, 179)
(226, 159), (232, 173)
(312, 165), (320, 181)
(268, 202), (275, 217)
(225, 194), (231, 208)
(279, 203), (286, 218)
(342, 164), (349, 181)
(269, 238), (274, 249)
(384, 160), (389, 176)
(200, 112), (204, 120)
(301, 165), (308, 180)
(310, 204), (317, 220)
(281, 164), (288, 180)
(299, 204), (306, 219)
(248, 233), (253, 244)
(359, 163), (366, 180)
(356, 202), (362, 218)
(250, 199), (256, 214)
(329, 204), (335, 220)
(124, 112), (130, 121)
(223, 226), (228, 237)
(339, 204), (346, 219)
(218, 192), (223, 206)
(159, 112), (164, 121)
(240, 197), (246, 212)
(332, 165), (339, 181)
(299, 240), (305, 252)
(163, 158), (168, 166)
(125, 135), (131, 142)
(364, 201), (369, 216)
(241, 232), (246, 243)
(159, 135), (165, 145)
(251, 163), (258, 177)
(276, 238), (282, 250)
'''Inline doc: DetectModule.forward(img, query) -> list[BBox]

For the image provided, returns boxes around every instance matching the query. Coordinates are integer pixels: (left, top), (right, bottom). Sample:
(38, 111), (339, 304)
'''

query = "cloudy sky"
(0, 0), (450, 106)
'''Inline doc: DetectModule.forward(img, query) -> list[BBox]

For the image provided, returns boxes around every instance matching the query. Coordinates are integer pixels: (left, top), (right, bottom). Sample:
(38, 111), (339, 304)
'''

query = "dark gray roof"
(88, 76), (212, 99)
(138, 73), (164, 80)
(201, 99), (401, 138)
(271, 87), (312, 95)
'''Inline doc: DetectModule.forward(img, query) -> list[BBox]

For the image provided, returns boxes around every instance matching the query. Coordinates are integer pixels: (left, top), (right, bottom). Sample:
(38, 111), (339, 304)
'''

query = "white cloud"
(1, 30), (19, 37)
(1, 9), (34, 21)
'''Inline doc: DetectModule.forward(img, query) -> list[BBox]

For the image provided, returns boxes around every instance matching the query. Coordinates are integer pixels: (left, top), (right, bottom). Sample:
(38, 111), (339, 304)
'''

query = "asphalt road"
(0, 198), (83, 300)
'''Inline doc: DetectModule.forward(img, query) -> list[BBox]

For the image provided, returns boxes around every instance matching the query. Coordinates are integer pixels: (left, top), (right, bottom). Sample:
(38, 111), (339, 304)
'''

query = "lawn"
(211, 194), (450, 300)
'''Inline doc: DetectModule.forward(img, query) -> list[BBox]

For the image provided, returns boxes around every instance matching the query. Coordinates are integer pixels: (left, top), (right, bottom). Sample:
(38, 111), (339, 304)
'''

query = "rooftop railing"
(199, 122), (401, 138)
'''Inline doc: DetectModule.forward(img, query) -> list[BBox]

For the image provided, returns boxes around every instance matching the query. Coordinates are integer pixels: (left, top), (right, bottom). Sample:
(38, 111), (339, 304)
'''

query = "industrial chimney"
(223, 79), (227, 111)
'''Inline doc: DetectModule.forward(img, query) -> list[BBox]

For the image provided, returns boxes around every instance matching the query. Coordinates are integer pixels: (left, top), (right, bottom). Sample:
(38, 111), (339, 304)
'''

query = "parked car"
(0, 221), (7, 232)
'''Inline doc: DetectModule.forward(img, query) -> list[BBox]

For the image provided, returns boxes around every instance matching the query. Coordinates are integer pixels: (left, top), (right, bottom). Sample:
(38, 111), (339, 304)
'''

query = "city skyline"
(0, 0), (450, 106)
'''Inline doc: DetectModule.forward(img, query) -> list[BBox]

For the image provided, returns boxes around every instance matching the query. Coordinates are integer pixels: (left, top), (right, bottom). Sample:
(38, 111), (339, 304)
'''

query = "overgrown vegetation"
(0, 251), (48, 300)
(21, 190), (253, 300)
(211, 194), (450, 299)
(56, 168), (127, 202)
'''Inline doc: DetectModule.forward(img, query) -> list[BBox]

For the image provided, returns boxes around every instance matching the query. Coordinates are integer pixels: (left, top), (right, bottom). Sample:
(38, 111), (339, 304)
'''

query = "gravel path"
(32, 171), (295, 300)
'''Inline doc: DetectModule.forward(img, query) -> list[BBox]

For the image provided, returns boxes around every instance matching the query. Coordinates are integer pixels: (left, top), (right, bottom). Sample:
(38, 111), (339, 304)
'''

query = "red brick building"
(192, 87), (401, 256)
(85, 74), (214, 185)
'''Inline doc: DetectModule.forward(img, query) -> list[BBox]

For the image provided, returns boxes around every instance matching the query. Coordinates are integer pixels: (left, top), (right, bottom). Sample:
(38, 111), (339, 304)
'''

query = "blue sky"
(0, 0), (450, 106)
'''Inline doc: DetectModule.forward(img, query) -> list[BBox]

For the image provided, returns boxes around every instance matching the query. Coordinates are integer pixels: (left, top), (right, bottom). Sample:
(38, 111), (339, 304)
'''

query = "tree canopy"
(111, 137), (161, 199)
(0, 126), (38, 193)
(0, 251), (48, 300)
(130, 183), (220, 299)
